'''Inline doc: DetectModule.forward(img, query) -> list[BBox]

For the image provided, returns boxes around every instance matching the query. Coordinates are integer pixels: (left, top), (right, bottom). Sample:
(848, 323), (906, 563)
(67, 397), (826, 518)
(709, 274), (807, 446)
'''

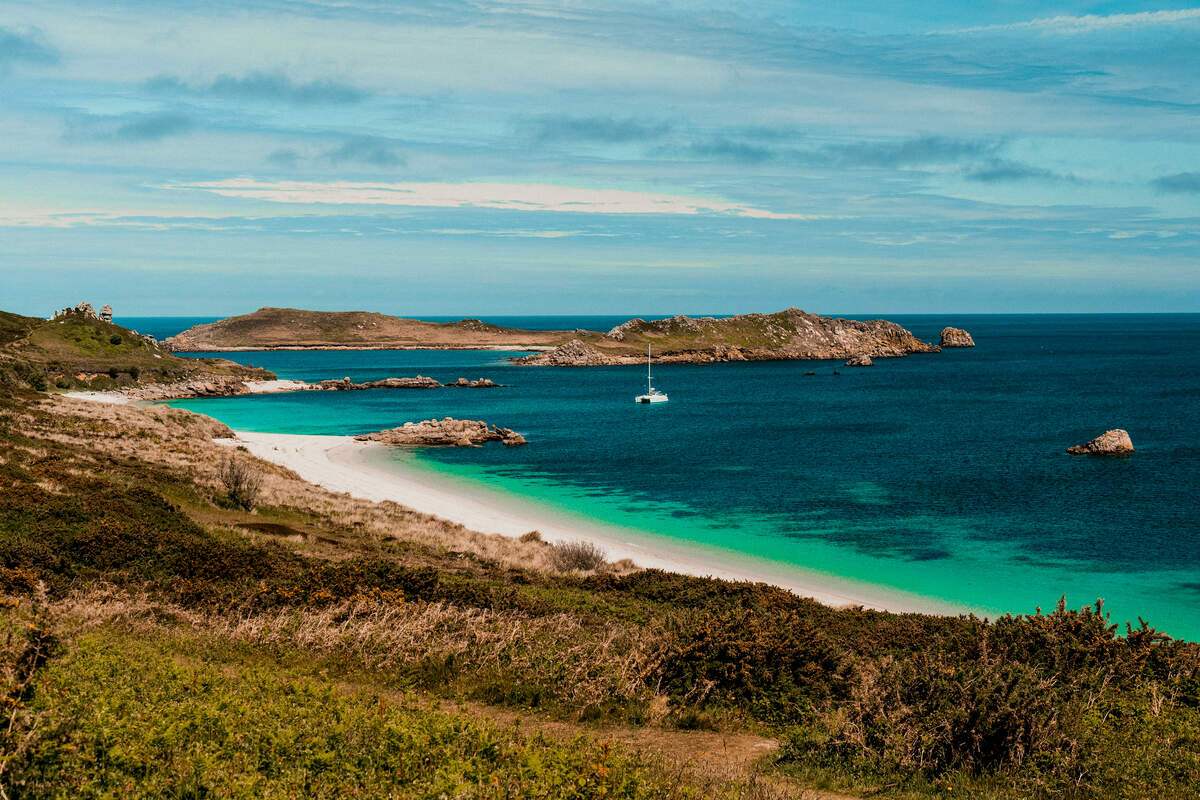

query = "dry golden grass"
(38, 396), (571, 573)
(61, 585), (662, 714)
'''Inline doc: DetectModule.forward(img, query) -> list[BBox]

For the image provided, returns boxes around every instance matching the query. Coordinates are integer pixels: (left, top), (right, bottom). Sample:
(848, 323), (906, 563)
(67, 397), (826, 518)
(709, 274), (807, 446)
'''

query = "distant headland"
(164, 306), (961, 366)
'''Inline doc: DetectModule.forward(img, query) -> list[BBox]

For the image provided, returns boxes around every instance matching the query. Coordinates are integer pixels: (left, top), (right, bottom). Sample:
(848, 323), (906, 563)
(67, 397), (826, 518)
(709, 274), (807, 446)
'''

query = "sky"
(1, 0), (1199, 316)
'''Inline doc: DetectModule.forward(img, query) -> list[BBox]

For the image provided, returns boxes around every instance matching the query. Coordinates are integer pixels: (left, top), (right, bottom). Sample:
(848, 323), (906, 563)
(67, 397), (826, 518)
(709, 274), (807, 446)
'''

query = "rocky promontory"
(940, 327), (975, 347)
(516, 308), (940, 366)
(1067, 429), (1134, 456)
(844, 355), (874, 367)
(356, 418), (527, 447)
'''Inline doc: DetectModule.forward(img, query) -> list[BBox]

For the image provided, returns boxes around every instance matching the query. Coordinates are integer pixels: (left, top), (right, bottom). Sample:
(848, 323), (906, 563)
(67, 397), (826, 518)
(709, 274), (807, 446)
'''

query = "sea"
(119, 314), (1200, 640)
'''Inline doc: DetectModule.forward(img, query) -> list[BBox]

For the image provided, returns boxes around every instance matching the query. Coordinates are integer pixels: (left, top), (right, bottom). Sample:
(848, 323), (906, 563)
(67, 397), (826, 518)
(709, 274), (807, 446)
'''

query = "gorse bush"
(220, 455), (263, 511)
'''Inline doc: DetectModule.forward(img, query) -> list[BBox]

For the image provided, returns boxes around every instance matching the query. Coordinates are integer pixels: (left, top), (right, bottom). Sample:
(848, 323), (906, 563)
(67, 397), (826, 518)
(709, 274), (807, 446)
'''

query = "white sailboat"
(635, 344), (668, 403)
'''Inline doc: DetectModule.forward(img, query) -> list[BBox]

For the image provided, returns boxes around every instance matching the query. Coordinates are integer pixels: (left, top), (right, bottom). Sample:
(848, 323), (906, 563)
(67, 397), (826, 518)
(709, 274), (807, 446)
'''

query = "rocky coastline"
(356, 418), (527, 447)
(77, 375), (503, 401)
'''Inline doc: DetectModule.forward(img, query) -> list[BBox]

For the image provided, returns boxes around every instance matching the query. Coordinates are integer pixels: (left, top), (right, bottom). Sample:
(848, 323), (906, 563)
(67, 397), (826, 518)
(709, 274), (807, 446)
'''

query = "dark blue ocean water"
(160, 315), (1200, 638)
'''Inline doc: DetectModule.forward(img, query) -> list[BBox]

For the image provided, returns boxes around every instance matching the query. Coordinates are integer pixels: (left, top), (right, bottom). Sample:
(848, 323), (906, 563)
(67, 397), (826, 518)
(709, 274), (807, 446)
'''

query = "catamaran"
(635, 344), (668, 403)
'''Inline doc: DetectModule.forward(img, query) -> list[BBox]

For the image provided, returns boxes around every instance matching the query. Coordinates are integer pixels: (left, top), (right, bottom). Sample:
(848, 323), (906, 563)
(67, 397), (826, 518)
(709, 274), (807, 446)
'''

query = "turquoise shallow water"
(163, 314), (1200, 640)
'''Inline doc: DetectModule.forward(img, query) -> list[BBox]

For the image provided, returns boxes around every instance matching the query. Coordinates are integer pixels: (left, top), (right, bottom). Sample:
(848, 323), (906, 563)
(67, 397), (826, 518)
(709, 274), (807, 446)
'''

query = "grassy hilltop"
(0, 309), (272, 392)
(0, 374), (1197, 796)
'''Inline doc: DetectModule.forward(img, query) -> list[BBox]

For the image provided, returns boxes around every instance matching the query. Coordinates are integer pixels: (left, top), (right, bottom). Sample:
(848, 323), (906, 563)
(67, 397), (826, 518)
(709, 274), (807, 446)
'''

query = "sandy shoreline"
(229, 430), (962, 616)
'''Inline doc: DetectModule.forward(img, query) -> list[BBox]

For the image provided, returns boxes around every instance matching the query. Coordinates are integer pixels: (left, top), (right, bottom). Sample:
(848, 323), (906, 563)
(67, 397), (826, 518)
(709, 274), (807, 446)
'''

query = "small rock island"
(1067, 429), (1134, 456)
(940, 327), (976, 347)
(356, 418), (527, 447)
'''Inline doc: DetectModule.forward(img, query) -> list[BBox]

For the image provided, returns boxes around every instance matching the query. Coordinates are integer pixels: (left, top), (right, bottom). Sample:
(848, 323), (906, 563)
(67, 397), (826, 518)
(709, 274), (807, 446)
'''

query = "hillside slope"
(0, 308), (272, 392)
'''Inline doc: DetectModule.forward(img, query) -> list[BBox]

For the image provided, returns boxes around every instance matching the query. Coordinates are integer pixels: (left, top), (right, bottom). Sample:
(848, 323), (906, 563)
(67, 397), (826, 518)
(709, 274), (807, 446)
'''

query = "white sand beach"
(228, 430), (962, 616)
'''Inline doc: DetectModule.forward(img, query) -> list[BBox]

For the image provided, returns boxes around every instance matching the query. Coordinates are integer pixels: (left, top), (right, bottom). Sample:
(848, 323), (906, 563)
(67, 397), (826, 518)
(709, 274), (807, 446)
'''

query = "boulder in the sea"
(357, 417), (527, 447)
(1066, 429), (1134, 456)
(446, 377), (500, 388)
(317, 375), (442, 390)
(940, 327), (975, 347)
(845, 354), (874, 367)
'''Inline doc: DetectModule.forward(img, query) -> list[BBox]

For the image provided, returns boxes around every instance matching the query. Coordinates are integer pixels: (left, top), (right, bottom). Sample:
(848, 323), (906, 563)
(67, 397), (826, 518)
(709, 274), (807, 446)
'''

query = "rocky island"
(1067, 429), (1134, 456)
(356, 418), (527, 447)
(163, 306), (965, 367)
(515, 308), (942, 366)
(163, 307), (579, 352)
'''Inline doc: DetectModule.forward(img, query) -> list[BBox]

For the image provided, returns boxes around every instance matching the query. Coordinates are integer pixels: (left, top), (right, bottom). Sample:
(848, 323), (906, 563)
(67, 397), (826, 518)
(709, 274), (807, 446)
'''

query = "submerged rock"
(1067, 429), (1134, 456)
(356, 417), (527, 447)
(845, 354), (874, 367)
(940, 327), (976, 347)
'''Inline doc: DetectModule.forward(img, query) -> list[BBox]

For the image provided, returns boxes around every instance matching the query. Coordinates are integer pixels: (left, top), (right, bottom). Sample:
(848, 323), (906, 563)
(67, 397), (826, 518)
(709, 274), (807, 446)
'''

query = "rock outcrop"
(356, 418), (527, 447)
(1067, 429), (1134, 456)
(118, 375), (253, 401)
(316, 376), (442, 391)
(99, 304), (113, 323)
(445, 377), (500, 388)
(845, 355), (874, 367)
(517, 339), (613, 367)
(940, 327), (975, 347)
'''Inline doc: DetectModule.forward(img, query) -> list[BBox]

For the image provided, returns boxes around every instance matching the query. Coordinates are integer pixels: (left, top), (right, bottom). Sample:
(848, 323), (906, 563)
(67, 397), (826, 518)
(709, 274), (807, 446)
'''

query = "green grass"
(0, 309), (271, 391)
(12, 630), (684, 799)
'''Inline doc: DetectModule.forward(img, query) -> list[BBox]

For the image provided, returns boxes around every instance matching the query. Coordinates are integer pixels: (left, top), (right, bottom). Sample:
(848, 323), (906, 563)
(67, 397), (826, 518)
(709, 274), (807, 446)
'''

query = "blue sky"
(1, 1), (1198, 315)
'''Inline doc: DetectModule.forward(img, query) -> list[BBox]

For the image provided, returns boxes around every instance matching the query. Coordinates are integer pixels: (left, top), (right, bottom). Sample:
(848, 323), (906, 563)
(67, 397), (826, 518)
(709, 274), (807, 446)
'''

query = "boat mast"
(647, 344), (652, 393)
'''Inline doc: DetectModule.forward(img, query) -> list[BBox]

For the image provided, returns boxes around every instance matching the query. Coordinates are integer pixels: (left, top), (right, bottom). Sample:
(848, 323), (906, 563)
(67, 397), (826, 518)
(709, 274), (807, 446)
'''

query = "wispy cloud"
(63, 111), (196, 142)
(146, 72), (367, 104)
(523, 114), (672, 143)
(964, 159), (1076, 183)
(942, 8), (1200, 35)
(1151, 172), (1200, 193)
(827, 136), (997, 167)
(0, 25), (58, 70)
(167, 178), (823, 219)
(323, 137), (404, 167)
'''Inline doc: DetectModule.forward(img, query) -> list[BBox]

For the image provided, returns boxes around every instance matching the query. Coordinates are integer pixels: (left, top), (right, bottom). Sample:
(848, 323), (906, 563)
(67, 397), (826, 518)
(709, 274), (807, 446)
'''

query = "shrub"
(219, 456), (263, 511)
(519, 530), (543, 543)
(107, 366), (119, 379)
(548, 540), (606, 572)
(128, 366), (140, 381)
(54, 377), (71, 389)
(109, 334), (122, 345)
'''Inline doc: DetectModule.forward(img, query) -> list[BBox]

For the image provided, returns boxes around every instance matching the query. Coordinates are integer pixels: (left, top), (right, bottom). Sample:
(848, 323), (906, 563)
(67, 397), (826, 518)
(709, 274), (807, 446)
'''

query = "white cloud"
(166, 178), (823, 219)
(941, 8), (1200, 35)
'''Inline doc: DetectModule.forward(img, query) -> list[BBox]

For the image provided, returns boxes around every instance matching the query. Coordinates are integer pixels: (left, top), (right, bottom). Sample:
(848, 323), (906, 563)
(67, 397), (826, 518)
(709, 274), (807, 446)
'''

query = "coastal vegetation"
(0, 308), (272, 394)
(1, 375), (1197, 798)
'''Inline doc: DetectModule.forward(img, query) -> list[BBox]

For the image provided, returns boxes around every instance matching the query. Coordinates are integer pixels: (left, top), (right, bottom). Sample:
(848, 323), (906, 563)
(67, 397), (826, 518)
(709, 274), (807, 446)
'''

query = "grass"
(12, 628), (690, 799)
(0, 386), (1198, 798)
